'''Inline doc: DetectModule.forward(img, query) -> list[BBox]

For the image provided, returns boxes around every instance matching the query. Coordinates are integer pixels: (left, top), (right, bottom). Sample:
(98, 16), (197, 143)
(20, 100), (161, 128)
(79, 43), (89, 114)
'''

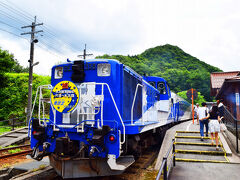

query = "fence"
(222, 106), (240, 153)
(0, 117), (26, 131)
(156, 139), (176, 180)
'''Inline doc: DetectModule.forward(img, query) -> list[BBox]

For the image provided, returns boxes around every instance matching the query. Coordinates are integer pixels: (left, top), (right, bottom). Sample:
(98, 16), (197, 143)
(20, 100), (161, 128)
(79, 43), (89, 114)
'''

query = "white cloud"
(0, 0), (239, 75)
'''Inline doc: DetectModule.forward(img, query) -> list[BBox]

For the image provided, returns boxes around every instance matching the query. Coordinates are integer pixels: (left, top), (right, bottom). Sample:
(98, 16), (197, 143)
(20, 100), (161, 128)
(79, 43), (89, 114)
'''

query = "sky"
(0, 0), (239, 75)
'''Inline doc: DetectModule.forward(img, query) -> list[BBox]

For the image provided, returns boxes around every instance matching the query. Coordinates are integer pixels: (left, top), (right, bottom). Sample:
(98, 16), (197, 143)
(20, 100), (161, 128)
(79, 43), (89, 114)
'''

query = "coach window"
(149, 81), (156, 88)
(157, 82), (166, 94)
(166, 84), (171, 97)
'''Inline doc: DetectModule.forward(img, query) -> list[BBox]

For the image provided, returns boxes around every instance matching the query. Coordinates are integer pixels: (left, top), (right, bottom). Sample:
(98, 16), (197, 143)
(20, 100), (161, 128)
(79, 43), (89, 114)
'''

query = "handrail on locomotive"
(30, 82), (126, 147)
(131, 83), (143, 125)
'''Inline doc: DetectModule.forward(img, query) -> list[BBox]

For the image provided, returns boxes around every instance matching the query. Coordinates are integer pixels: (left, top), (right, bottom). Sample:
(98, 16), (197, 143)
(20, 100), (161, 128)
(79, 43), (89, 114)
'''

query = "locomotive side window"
(157, 82), (166, 94)
(149, 81), (156, 88)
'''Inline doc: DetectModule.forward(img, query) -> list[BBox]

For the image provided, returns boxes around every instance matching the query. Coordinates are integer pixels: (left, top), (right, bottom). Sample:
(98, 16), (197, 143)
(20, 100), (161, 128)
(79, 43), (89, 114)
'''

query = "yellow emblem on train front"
(51, 81), (79, 113)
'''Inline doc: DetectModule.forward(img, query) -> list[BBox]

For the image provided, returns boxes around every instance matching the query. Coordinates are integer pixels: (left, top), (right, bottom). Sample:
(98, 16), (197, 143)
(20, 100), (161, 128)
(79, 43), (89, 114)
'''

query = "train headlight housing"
(55, 67), (63, 79)
(97, 63), (111, 76)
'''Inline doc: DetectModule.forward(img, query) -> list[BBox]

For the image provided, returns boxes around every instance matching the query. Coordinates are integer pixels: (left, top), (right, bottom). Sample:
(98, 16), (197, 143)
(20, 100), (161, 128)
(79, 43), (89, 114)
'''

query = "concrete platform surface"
(170, 162), (240, 180)
(154, 119), (238, 171)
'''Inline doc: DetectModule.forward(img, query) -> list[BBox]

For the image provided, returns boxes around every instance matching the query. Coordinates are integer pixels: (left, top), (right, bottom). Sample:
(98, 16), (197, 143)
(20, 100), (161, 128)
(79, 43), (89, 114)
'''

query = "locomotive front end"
(29, 59), (134, 178)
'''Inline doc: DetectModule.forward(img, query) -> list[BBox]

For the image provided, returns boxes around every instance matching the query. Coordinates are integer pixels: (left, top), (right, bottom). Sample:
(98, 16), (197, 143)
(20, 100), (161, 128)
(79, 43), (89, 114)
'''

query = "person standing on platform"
(197, 102), (209, 141)
(208, 105), (221, 150)
(194, 103), (200, 125)
(217, 99), (224, 122)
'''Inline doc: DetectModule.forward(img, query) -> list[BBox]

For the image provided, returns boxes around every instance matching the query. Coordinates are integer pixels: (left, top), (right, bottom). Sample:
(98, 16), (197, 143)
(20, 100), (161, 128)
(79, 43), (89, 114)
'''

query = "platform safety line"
(176, 131), (203, 133)
(186, 121), (192, 131)
(218, 136), (230, 162)
(175, 158), (228, 163)
(174, 132), (178, 143)
(175, 142), (223, 147)
(175, 136), (211, 139)
(175, 149), (225, 156)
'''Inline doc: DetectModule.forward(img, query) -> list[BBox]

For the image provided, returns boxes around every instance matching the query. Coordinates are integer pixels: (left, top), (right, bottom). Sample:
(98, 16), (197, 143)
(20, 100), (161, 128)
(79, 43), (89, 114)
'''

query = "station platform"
(155, 120), (240, 180)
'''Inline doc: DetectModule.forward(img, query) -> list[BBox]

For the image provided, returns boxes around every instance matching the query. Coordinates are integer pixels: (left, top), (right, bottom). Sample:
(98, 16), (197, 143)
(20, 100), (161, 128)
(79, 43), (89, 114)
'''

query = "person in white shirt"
(197, 102), (209, 141)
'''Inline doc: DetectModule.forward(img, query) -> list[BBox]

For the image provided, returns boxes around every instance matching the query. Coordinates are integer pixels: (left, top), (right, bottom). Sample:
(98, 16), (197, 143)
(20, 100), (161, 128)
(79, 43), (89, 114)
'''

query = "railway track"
(10, 145), (160, 180)
(0, 144), (32, 159)
(115, 146), (159, 180)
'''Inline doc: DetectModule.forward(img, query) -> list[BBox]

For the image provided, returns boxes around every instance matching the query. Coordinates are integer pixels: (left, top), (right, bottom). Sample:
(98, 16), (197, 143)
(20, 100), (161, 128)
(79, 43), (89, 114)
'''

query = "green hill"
(97, 44), (222, 101)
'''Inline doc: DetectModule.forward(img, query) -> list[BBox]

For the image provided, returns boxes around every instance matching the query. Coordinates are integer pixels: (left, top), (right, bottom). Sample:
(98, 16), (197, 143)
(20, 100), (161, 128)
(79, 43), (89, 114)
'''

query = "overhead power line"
(0, 10), (27, 26)
(0, 1), (32, 22)
(0, 19), (24, 32)
(0, 27), (28, 41)
(0, 0), (85, 58)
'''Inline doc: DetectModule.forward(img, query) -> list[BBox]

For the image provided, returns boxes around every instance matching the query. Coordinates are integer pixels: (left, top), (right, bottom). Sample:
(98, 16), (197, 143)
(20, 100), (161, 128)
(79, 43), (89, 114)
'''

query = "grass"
(32, 164), (47, 172)
(0, 127), (12, 135)
(143, 169), (158, 180)
(8, 148), (22, 154)
(0, 125), (26, 135)
(0, 145), (17, 150)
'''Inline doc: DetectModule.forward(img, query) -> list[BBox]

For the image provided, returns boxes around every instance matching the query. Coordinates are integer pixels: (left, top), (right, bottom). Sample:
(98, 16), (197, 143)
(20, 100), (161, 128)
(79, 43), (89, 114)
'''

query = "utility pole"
(78, 44), (93, 59)
(21, 16), (43, 125)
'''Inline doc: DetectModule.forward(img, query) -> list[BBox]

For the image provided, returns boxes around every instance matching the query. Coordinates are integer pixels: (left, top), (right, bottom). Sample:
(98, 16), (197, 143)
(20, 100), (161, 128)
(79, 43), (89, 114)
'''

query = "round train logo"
(51, 81), (79, 113)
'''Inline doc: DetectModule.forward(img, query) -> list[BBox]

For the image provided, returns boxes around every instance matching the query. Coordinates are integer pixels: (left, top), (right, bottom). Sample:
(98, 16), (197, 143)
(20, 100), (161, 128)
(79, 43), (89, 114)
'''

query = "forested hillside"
(97, 44), (222, 101)
(0, 44), (221, 120)
(0, 73), (50, 120)
(0, 48), (50, 120)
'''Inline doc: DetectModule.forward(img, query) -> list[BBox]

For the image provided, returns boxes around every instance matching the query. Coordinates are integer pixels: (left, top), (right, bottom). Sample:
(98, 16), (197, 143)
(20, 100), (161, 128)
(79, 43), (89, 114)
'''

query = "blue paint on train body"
(30, 58), (191, 175)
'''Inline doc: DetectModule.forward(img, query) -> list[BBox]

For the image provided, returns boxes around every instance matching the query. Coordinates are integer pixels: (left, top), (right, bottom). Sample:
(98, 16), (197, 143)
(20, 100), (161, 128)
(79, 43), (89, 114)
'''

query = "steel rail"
(0, 144), (30, 153)
(0, 149), (32, 159)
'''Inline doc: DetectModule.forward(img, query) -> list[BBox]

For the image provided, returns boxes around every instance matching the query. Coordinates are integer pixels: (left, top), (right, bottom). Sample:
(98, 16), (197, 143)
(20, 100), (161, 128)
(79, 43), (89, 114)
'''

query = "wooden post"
(192, 88), (194, 124)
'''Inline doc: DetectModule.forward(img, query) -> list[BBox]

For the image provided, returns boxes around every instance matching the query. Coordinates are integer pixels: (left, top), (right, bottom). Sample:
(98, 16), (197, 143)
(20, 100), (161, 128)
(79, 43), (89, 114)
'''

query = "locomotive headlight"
(55, 67), (63, 79)
(97, 63), (111, 76)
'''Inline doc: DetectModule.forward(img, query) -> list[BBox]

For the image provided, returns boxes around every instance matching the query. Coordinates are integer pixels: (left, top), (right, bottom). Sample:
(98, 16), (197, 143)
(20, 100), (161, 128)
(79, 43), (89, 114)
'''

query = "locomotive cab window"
(149, 81), (156, 88)
(55, 67), (63, 79)
(157, 82), (166, 94)
(97, 63), (111, 76)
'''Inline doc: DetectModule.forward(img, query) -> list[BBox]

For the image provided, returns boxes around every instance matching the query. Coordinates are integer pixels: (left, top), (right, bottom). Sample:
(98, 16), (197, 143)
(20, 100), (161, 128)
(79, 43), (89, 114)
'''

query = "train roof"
(52, 58), (121, 68)
(143, 76), (166, 82)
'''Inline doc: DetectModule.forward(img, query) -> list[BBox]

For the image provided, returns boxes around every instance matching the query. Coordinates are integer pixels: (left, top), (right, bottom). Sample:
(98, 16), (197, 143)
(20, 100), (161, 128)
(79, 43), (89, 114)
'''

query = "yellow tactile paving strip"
(175, 142), (223, 147)
(174, 131), (229, 163)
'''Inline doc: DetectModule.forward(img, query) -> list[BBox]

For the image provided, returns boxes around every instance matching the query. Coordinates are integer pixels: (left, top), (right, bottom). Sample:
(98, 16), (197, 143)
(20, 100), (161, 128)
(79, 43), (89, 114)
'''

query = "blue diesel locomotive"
(29, 59), (191, 178)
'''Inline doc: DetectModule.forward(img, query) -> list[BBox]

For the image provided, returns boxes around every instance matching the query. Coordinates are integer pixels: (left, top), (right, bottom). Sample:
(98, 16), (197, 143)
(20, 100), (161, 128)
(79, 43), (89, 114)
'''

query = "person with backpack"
(197, 102), (209, 141)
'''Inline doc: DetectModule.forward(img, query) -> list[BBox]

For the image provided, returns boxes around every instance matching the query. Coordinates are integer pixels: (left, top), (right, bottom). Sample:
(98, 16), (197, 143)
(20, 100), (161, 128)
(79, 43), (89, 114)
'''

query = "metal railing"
(222, 106), (240, 153)
(131, 84), (143, 125)
(0, 116), (26, 131)
(156, 139), (176, 180)
(31, 83), (126, 147)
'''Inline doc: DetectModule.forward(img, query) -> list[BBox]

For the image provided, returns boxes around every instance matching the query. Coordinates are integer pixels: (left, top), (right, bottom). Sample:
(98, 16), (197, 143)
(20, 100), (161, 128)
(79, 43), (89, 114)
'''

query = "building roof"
(210, 71), (240, 89)
(216, 76), (240, 99)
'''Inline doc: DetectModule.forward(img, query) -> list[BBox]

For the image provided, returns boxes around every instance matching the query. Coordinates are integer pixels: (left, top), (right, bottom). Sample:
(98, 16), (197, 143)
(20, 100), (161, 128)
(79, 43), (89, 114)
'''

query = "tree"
(177, 90), (206, 105)
(0, 48), (15, 88)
